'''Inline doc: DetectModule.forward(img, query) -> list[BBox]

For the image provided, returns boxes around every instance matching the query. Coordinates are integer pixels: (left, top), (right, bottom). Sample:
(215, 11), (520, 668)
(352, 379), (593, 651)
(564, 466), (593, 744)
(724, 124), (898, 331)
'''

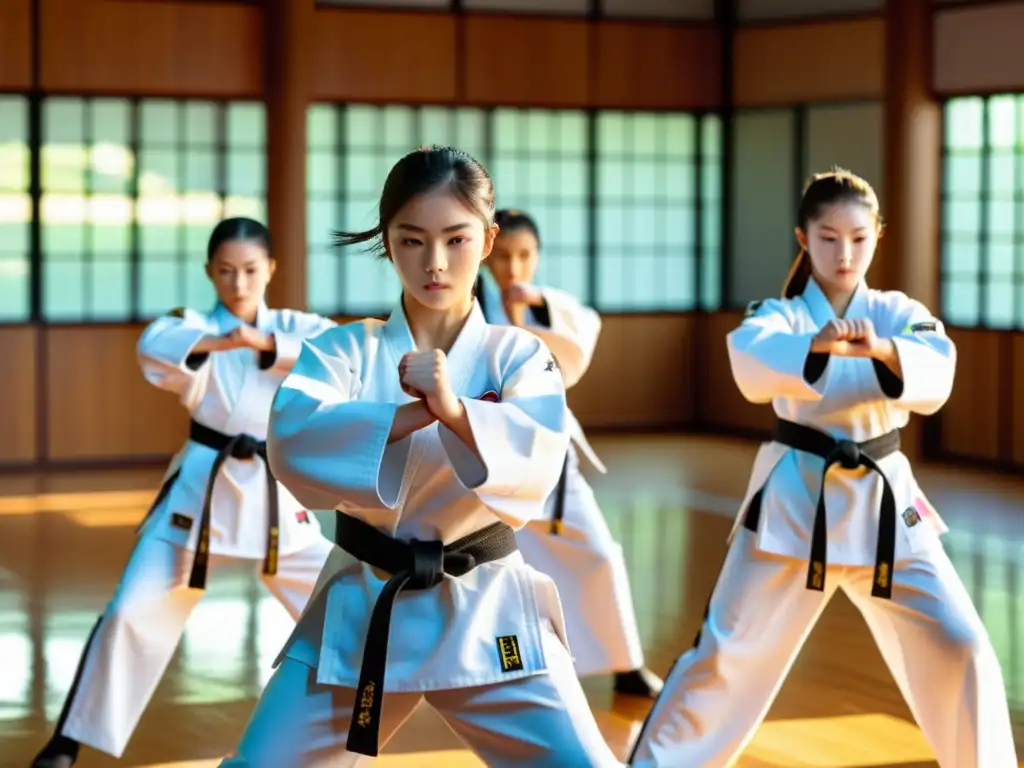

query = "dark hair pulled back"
(782, 167), (881, 299)
(333, 145), (495, 259)
(494, 209), (541, 248)
(206, 217), (271, 262)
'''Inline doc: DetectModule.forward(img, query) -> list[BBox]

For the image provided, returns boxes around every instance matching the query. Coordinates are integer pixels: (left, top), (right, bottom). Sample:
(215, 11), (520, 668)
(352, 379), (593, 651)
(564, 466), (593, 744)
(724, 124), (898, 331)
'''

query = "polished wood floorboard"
(0, 434), (1021, 767)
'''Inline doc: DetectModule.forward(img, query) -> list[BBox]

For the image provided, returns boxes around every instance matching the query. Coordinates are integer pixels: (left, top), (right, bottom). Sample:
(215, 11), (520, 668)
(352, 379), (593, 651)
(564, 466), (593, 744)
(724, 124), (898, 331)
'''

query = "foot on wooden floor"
(613, 667), (664, 698)
(30, 736), (79, 768)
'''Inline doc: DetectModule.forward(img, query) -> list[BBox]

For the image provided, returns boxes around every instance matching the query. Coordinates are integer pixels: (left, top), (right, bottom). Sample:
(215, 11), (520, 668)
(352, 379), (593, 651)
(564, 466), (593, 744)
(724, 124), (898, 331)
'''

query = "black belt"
(336, 513), (518, 757)
(187, 419), (279, 590)
(773, 419), (901, 599)
(549, 451), (570, 535)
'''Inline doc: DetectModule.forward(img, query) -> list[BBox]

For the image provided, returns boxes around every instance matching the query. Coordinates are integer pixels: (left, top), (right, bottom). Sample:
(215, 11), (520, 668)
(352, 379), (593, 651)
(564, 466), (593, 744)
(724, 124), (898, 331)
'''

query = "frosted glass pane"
(44, 257), (86, 320)
(140, 100), (179, 144)
(942, 277), (980, 326)
(944, 238), (980, 274)
(346, 106), (378, 150)
(308, 106), (338, 150)
(944, 154), (983, 195)
(185, 102), (218, 146)
(731, 109), (795, 306)
(945, 98), (984, 150)
(984, 278), (1014, 328)
(227, 103), (264, 147)
(91, 255), (131, 319)
(987, 96), (1017, 148)
(0, 254), (29, 321)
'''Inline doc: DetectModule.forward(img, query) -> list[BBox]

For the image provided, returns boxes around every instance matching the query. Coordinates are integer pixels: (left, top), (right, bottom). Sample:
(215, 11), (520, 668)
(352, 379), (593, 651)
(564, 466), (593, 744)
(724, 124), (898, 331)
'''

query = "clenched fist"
(399, 350), (461, 423)
(811, 318), (886, 358)
(221, 325), (275, 352)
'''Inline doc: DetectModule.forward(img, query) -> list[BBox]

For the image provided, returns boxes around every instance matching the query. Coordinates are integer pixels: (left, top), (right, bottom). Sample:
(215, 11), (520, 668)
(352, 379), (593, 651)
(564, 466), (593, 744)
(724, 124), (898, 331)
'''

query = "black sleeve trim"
(872, 359), (904, 398)
(803, 352), (829, 384)
(532, 299), (552, 328)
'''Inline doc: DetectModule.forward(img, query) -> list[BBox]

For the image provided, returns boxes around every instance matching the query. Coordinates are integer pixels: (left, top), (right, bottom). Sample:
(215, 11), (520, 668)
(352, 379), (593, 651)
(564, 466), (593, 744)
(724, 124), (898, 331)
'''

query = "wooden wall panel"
(0, 327), (37, 464)
(734, 18), (885, 106)
(1015, 334), (1024, 466)
(934, 2), (1024, 94)
(0, 0), (31, 90)
(46, 326), (187, 461)
(701, 311), (774, 434)
(938, 328), (1001, 462)
(569, 316), (694, 428)
(312, 10), (457, 103)
(592, 23), (722, 110)
(40, 0), (262, 96)
(463, 15), (588, 107)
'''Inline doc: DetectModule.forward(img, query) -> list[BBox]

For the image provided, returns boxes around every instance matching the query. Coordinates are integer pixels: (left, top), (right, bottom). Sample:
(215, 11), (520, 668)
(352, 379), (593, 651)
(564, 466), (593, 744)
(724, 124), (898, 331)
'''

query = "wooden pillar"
(265, 0), (313, 310)
(881, 0), (941, 460)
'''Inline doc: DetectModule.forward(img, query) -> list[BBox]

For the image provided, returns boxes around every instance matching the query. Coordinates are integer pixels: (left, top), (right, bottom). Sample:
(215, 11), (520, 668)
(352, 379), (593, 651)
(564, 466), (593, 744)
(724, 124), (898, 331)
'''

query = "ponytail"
(333, 225), (386, 260)
(781, 248), (812, 299)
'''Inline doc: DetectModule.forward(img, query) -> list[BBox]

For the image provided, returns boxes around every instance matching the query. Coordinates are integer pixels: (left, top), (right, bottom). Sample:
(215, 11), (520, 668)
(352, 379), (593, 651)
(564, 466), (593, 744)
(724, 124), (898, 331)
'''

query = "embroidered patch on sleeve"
(171, 513), (193, 531)
(902, 506), (921, 528)
(496, 635), (524, 672)
(744, 300), (764, 318)
(295, 510), (311, 524)
(544, 356), (558, 372)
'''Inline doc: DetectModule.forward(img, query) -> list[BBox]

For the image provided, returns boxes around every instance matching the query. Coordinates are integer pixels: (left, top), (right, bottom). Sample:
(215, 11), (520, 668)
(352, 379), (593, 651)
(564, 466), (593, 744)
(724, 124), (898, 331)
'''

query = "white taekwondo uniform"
(629, 278), (1017, 768)
(52, 301), (338, 759)
(476, 275), (645, 677)
(220, 299), (624, 767)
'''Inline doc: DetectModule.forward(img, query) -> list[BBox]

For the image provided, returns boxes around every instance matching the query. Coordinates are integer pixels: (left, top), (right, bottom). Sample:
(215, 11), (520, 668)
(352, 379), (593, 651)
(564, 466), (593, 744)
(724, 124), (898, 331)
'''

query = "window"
(942, 95), (1024, 329)
(306, 104), (489, 316)
(0, 96), (30, 322)
(41, 97), (265, 322)
(699, 115), (723, 310)
(307, 105), (722, 316)
(490, 108), (590, 302)
(596, 112), (714, 311)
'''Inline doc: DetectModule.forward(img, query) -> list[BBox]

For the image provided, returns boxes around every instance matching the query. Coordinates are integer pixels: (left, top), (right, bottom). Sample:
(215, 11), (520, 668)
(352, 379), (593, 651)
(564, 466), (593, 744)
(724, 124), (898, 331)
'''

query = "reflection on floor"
(0, 434), (1021, 767)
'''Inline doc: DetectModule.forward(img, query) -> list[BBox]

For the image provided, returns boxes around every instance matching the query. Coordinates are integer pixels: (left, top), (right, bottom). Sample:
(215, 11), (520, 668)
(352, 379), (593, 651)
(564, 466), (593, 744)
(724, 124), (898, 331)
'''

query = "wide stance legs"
(32, 532), (334, 766)
(628, 529), (1017, 768)
(220, 624), (623, 768)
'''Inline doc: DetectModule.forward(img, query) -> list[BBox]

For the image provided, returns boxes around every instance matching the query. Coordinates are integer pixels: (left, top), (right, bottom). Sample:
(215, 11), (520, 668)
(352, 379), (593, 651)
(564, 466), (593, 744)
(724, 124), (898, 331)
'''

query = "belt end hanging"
(346, 680), (382, 757)
(806, 560), (825, 592)
(871, 561), (893, 599)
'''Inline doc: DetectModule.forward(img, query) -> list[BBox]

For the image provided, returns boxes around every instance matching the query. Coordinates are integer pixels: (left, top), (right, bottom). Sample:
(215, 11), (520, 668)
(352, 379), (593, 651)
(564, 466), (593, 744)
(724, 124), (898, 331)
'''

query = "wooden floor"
(0, 434), (1021, 767)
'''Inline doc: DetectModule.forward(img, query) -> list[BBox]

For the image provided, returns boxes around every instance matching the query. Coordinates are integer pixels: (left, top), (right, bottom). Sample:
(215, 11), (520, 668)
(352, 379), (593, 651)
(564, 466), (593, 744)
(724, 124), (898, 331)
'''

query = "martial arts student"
(32, 217), (339, 768)
(476, 208), (661, 698)
(628, 169), (1017, 768)
(219, 146), (623, 767)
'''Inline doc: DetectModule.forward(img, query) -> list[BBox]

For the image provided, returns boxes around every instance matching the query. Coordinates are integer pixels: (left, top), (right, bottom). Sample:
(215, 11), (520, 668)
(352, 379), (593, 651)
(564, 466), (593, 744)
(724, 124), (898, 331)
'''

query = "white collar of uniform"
(383, 295), (488, 396)
(802, 276), (870, 327)
(211, 299), (273, 333)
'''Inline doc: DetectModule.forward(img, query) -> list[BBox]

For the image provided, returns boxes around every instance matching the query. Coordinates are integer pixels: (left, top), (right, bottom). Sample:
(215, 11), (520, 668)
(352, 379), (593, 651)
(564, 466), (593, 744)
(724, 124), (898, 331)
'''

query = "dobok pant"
(516, 447), (645, 676)
(56, 530), (334, 757)
(628, 528), (1017, 768)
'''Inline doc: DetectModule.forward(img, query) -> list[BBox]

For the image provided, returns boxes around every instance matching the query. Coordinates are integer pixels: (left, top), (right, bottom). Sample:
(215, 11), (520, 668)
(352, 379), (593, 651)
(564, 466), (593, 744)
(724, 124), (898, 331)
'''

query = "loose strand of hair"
(781, 248), (812, 299)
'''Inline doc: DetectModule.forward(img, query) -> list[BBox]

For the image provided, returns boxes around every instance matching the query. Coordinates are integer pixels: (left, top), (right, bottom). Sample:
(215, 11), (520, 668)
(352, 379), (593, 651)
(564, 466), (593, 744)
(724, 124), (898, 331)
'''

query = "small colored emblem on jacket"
(478, 390), (500, 402)
(296, 510), (311, 524)
(904, 321), (937, 334)
(902, 507), (921, 527)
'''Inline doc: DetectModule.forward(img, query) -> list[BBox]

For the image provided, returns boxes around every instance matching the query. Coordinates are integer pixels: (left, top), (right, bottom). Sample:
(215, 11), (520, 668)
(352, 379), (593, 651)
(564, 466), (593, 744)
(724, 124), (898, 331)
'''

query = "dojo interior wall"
(0, 0), (1022, 472)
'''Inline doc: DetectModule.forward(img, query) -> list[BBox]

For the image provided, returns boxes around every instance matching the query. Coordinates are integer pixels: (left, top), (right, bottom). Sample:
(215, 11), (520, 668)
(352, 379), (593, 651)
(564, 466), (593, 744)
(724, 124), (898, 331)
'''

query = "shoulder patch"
(167, 307), (186, 318)
(744, 300), (764, 318)
(908, 321), (937, 333)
